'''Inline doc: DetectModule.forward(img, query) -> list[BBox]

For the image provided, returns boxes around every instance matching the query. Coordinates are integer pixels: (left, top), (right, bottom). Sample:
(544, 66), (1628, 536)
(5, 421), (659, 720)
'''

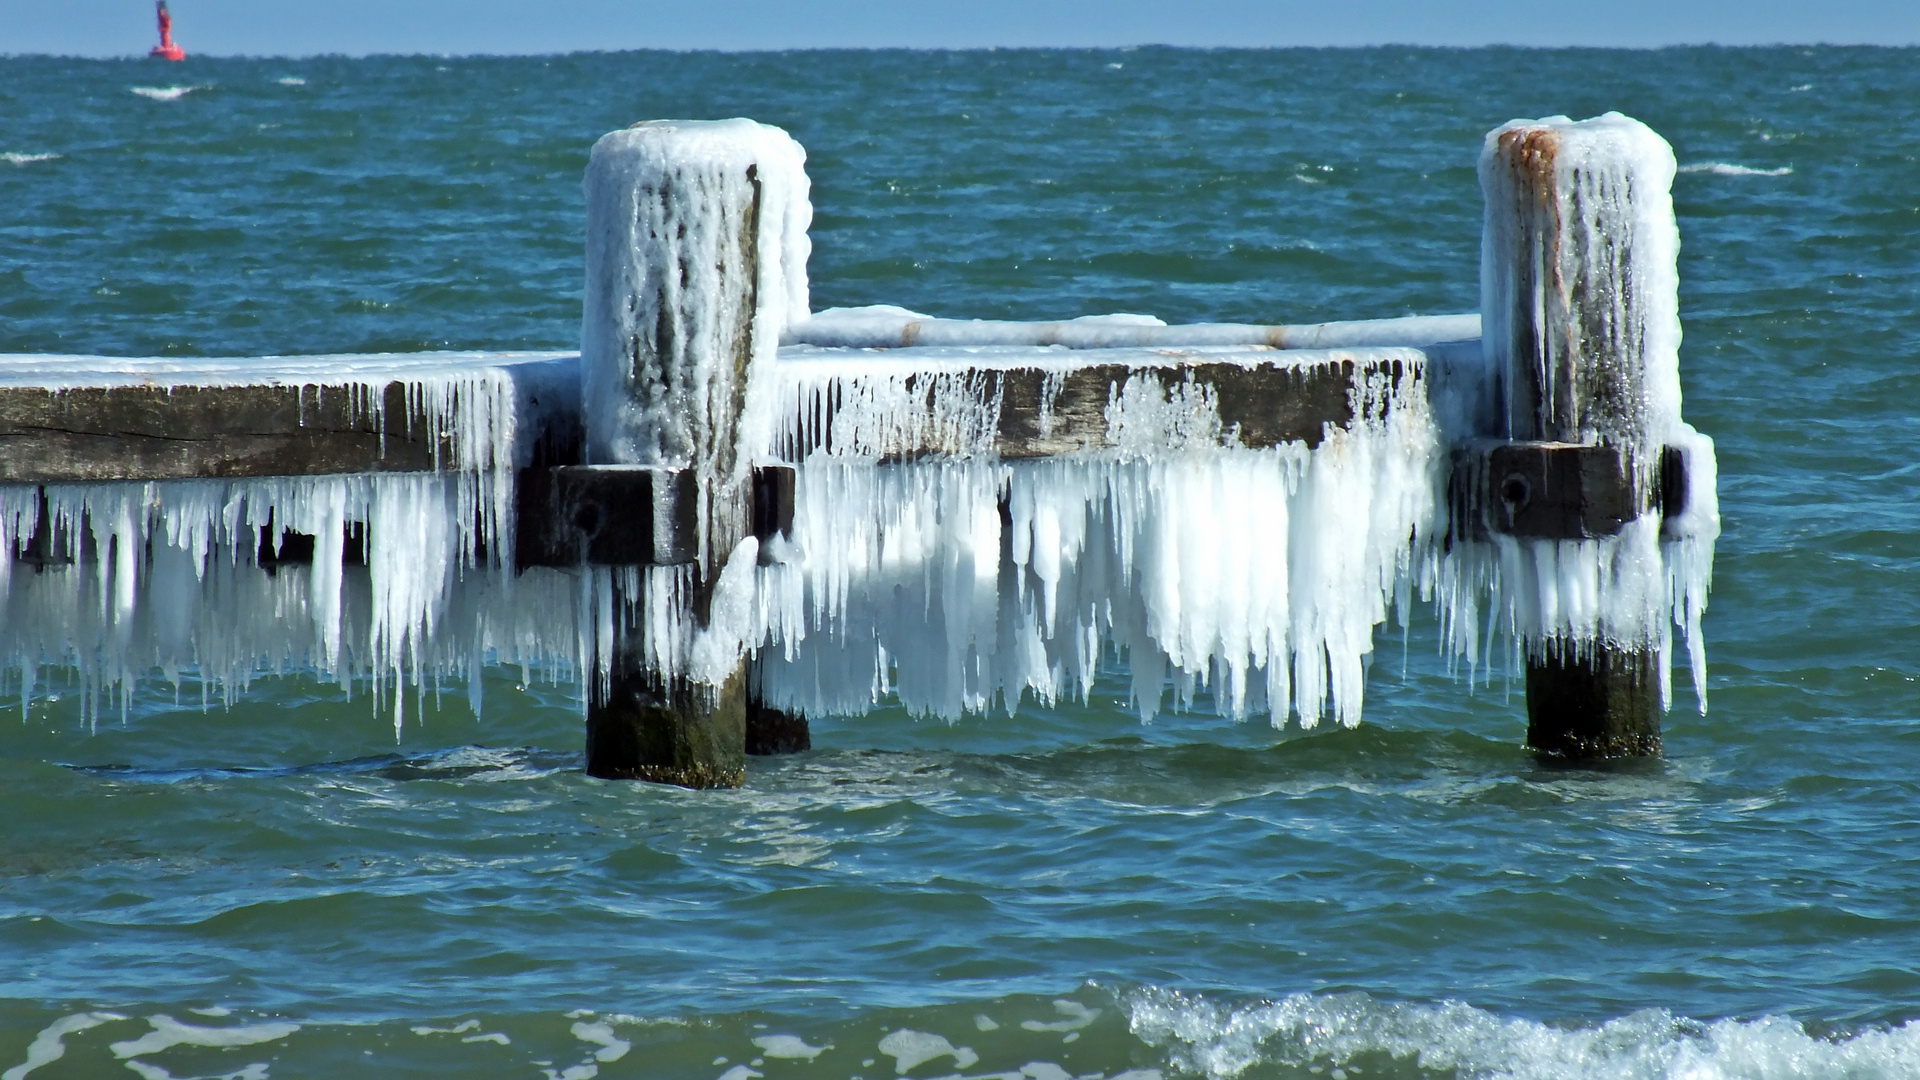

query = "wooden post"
(579, 119), (804, 787)
(745, 685), (811, 755)
(1481, 114), (1679, 759)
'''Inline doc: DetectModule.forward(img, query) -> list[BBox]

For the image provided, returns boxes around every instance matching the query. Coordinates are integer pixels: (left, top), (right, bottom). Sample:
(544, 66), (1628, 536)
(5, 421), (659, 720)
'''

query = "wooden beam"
(578, 119), (785, 788)
(996, 358), (1378, 456)
(0, 382), (450, 482)
(0, 348), (1418, 483)
(780, 352), (1416, 462)
(1450, 439), (1689, 543)
(513, 464), (794, 571)
(0, 352), (581, 483)
(514, 465), (699, 569)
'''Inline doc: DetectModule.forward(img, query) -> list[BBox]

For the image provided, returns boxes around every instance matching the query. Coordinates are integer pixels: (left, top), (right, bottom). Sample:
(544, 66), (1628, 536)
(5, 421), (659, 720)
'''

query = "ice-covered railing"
(0, 351), (580, 725)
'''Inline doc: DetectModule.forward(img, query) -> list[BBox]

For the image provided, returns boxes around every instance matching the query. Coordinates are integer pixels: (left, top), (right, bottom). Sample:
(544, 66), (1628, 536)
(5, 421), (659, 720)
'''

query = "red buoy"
(150, 1), (186, 61)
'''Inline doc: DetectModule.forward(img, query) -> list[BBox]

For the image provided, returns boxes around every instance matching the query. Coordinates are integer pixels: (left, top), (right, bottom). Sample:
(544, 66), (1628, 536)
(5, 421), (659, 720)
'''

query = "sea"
(1, 46), (1917, 1080)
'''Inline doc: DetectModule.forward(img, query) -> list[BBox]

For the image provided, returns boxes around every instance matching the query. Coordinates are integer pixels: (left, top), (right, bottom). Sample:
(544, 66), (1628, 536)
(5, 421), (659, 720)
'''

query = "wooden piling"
(1481, 116), (1674, 759)
(579, 120), (790, 787)
(590, 666), (749, 787)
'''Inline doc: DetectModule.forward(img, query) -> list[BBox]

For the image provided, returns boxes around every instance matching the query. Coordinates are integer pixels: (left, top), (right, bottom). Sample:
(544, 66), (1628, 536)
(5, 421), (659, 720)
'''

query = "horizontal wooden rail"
(0, 381), (451, 482)
(0, 352), (577, 483)
(775, 346), (1433, 461)
(0, 345), (1454, 482)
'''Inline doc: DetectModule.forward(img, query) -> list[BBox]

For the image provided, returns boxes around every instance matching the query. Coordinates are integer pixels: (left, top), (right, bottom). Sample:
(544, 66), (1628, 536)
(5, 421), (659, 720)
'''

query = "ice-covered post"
(580, 118), (811, 786)
(1480, 113), (1687, 758)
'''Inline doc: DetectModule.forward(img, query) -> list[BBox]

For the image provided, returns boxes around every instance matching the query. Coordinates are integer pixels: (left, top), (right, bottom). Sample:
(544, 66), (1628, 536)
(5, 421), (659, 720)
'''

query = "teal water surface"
(2, 47), (1918, 1079)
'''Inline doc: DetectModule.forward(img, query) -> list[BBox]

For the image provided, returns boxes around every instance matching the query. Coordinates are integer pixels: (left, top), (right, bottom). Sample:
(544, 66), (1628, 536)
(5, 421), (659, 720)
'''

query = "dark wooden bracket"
(514, 465), (795, 571)
(1450, 440), (1687, 542)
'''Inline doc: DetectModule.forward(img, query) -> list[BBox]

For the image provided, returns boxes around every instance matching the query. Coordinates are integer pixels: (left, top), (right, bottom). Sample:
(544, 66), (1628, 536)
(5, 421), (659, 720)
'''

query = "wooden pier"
(0, 113), (1714, 786)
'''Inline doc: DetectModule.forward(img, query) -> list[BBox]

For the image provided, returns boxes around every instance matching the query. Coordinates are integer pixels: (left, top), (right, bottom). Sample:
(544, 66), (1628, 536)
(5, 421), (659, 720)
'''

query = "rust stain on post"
(1498, 126), (1562, 212)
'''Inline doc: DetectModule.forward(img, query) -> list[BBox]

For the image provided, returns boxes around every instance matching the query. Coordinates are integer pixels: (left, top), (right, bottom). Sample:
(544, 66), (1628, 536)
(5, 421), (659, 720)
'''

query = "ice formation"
(0, 113), (1719, 732)
(1460, 113), (1719, 708)
(787, 305), (1481, 351)
(739, 344), (1443, 727)
(580, 118), (811, 572)
(0, 353), (581, 728)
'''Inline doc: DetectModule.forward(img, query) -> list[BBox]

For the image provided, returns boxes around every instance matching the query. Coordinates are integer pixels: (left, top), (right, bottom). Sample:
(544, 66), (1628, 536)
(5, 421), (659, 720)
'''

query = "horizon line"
(5, 40), (1914, 61)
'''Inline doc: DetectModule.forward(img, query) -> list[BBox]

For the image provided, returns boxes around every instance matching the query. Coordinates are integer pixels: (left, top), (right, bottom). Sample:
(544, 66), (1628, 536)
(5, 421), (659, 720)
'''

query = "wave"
(8, 991), (1915, 1080)
(130, 85), (204, 101)
(276, 77), (307, 86)
(1, 153), (60, 166)
(1124, 987), (1920, 1080)
(68, 744), (575, 785)
(0, 1001), (1150, 1080)
(1678, 162), (1792, 177)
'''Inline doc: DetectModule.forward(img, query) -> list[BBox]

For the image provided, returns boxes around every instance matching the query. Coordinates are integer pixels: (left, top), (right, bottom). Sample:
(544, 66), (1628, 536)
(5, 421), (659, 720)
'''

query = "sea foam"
(1125, 987), (1920, 1080)
(1679, 162), (1793, 177)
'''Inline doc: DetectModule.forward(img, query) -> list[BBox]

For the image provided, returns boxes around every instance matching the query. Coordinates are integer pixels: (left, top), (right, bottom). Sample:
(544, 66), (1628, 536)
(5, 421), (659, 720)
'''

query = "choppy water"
(3, 46), (1919, 1080)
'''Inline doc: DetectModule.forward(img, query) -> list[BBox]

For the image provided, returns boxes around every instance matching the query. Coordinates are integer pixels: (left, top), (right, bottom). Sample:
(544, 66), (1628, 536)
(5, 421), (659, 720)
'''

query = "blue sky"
(6, 0), (1917, 56)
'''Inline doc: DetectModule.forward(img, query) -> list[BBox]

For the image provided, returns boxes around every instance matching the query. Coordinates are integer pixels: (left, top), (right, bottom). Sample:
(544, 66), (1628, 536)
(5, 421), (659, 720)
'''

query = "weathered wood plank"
(0, 382), (447, 482)
(0, 349), (1415, 483)
(995, 359), (1370, 457)
(780, 353), (1410, 462)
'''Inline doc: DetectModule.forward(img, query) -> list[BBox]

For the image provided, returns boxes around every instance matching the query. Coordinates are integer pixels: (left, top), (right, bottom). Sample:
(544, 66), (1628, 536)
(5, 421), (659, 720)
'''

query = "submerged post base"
(586, 667), (747, 788)
(746, 700), (810, 756)
(1525, 644), (1662, 759)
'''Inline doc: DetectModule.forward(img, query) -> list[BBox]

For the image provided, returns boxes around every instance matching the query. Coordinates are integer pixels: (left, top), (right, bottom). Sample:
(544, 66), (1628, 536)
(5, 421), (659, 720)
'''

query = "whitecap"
(2, 153), (60, 165)
(1126, 986), (1920, 1080)
(276, 77), (306, 86)
(130, 86), (202, 101)
(1678, 162), (1792, 177)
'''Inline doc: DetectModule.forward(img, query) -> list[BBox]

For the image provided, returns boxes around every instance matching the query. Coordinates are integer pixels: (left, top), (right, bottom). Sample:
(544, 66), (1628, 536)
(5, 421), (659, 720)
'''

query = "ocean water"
(2, 45), (1919, 1079)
